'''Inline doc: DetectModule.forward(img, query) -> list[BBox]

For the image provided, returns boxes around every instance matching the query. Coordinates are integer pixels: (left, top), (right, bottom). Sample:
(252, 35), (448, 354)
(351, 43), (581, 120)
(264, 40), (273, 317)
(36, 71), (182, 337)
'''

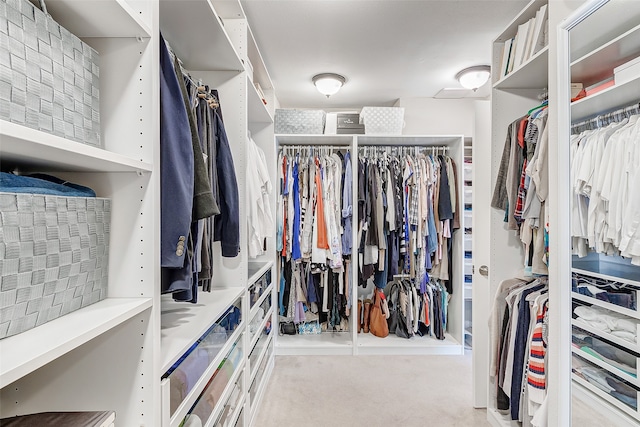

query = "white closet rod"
(278, 145), (349, 156)
(357, 145), (450, 156)
(571, 102), (640, 134)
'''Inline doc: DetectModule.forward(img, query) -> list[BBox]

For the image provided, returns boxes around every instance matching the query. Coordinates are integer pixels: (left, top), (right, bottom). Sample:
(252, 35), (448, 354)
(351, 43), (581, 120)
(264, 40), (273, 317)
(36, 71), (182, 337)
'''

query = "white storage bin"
(359, 107), (404, 135)
(464, 260), (473, 276)
(464, 164), (472, 181)
(464, 234), (472, 251)
(464, 187), (473, 204)
(464, 211), (473, 228)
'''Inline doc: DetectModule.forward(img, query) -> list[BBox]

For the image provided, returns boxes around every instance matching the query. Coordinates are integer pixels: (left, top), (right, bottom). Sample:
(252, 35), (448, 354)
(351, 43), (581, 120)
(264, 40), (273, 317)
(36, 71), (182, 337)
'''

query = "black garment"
(437, 155), (453, 221)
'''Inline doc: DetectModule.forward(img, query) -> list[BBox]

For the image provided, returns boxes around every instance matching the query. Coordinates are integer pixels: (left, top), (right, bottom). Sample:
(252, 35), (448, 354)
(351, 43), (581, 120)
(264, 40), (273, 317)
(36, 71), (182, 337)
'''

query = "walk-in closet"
(3, 0), (640, 426)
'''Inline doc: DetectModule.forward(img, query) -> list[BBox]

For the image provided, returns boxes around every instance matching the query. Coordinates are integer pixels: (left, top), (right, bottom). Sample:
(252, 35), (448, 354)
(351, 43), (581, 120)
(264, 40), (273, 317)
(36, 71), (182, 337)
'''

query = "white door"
(471, 100), (491, 407)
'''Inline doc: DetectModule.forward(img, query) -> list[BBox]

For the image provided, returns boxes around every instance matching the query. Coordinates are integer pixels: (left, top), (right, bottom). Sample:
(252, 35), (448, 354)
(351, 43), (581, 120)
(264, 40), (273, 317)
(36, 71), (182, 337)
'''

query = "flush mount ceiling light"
(455, 65), (491, 91)
(313, 73), (346, 98)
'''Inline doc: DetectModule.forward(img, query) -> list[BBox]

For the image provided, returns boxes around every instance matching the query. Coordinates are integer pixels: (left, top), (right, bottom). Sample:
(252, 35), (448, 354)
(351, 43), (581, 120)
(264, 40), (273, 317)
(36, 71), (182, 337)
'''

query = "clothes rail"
(571, 102), (640, 134)
(357, 145), (450, 157)
(278, 145), (349, 157)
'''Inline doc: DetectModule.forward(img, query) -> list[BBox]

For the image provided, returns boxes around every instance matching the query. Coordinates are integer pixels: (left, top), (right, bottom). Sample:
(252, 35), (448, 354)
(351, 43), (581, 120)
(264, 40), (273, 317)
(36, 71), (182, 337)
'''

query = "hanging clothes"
(277, 147), (353, 332)
(159, 35), (240, 302)
(489, 277), (549, 423)
(492, 104), (550, 276)
(355, 146), (458, 341)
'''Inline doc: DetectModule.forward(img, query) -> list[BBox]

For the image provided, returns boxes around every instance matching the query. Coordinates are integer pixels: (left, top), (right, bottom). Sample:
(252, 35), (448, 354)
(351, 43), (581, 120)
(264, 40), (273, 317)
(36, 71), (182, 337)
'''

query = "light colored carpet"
(254, 353), (489, 427)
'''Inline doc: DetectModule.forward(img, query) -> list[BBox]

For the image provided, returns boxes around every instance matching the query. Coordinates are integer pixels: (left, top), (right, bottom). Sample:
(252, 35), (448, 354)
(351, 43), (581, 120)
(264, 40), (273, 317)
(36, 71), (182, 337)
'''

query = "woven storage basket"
(0, 192), (110, 339)
(274, 109), (326, 134)
(0, 0), (101, 147)
(360, 106), (405, 135)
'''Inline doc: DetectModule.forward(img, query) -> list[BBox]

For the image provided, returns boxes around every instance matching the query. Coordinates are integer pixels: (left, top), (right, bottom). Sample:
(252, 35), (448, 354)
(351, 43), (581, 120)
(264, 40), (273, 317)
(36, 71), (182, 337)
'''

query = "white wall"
(394, 97), (479, 137)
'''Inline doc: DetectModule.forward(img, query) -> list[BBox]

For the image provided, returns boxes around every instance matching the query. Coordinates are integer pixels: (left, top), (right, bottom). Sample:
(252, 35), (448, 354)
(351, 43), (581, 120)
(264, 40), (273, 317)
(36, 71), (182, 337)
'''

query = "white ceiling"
(241, 0), (529, 109)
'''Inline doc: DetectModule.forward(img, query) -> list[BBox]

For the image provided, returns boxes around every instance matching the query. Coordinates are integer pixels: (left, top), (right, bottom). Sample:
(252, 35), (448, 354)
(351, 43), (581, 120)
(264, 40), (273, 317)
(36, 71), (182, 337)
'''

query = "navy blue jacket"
(159, 33), (194, 269)
(213, 111), (240, 257)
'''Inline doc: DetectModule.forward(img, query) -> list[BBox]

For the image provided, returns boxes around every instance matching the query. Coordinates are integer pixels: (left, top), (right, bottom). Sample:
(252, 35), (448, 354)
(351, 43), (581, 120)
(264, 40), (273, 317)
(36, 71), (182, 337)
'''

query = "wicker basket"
(0, 0), (101, 147)
(360, 107), (405, 135)
(0, 192), (110, 339)
(274, 109), (326, 134)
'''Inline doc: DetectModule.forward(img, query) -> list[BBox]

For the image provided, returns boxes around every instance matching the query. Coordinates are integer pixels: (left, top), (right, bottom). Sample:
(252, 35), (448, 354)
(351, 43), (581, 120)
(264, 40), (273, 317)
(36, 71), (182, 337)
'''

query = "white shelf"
(572, 373), (640, 420)
(569, 0), (640, 62)
(572, 262), (640, 288)
(248, 76), (273, 126)
(160, 287), (244, 373)
(572, 292), (640, 321)
(493, 46), (549, 90)
(573, 318), (640, 354)
(571, 22), (640, 86)
(248, 261), (273, 286)
(159, 0), (243, 71)
(45, 0), (151, 38)
(356, 332), (463, 355)
(494, 0), (548, 43)
(0, 121), (153, 173)
(571, 77), (640, 122)
(0, 297), (152, 388)
(572, 347), (640, 388)
(275, 332), (353, 355)
(247, 25), (275, 91)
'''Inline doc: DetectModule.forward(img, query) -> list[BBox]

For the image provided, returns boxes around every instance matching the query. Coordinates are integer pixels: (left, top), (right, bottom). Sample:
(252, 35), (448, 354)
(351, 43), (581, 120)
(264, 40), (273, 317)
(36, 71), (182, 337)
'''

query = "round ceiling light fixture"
(455, 65), (491, 91)
(312, 73), (346, 98)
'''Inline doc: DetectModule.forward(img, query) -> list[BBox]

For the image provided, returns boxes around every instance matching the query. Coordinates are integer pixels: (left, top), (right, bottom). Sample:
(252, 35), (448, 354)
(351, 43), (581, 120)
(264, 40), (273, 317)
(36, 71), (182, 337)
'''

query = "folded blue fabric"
(0, 172), (96, 197)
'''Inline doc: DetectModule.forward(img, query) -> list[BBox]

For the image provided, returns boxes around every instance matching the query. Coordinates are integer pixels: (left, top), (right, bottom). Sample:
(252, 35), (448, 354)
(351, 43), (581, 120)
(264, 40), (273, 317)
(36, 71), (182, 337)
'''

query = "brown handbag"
(369, 290), (390, 338)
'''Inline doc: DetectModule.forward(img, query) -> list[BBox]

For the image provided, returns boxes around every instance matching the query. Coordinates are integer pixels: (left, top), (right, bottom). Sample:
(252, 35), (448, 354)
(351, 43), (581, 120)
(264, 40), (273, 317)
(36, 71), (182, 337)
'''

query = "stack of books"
(499, 4), (548, 79)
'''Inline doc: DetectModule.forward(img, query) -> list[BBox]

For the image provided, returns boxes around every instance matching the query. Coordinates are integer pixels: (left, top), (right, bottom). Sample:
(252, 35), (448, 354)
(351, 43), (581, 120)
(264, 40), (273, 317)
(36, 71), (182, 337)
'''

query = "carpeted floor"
(254, 353), (616, 427)
(254, 353), (489, 427)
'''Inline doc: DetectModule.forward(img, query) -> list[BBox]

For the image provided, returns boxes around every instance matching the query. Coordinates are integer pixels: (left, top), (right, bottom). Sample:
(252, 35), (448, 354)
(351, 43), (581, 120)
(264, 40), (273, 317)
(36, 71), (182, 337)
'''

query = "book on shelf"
(584, 77), (614, 97)
(500, 37), (514, 77)
(530, 4), (548, 57)
(507, 34), (518, 74)
(512, 19), (531, 69)
(522, 15), (537, 61)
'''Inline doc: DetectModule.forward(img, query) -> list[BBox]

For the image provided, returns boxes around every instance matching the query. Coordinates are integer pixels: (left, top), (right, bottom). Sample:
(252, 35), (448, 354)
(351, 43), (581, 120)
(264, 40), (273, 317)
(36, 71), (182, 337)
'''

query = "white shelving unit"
(0, 0), (276, 425)
(0, 0), (158, 424)
(463, 137), (473, 348)
(272, 134), (466, 356)
(484, 0), (572, 427)
(559, 1), (640, 425)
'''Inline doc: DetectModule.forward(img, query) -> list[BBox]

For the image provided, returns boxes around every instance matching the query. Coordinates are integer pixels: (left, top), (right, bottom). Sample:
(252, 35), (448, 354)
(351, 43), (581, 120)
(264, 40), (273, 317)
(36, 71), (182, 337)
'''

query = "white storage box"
(464, 164), (472, 181)
(464, 234), (472, 251)
(464, 187), (473, 204)
(359, 107), (404, 135)
(614, 55), (640, 86)
(464, 260), (473, 276)
(464, 210), (473, 228)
